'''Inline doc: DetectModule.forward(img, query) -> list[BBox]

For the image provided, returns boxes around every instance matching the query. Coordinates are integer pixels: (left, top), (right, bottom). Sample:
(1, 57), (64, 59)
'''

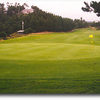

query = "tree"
(7, 3), (25, 16)
(82, 1), (100, 17)
(0, 3), (5, 15)
(74, 18), (88, 28)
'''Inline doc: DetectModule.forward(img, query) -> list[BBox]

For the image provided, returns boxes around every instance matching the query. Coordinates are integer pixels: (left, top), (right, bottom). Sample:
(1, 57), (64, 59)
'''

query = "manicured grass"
(0, 28), (100, 94)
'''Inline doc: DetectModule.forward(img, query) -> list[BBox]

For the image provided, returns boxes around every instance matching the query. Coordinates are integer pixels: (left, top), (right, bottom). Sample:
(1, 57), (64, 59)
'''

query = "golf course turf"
(0, 28), (100, 94)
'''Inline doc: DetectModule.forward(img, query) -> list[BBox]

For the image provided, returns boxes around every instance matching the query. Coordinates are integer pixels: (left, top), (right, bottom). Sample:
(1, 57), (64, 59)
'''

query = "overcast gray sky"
(1, 0), (100, 21)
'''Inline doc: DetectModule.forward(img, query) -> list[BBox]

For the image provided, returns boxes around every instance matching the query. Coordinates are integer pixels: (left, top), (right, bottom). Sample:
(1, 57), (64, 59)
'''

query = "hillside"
(0, 28), (100, 94)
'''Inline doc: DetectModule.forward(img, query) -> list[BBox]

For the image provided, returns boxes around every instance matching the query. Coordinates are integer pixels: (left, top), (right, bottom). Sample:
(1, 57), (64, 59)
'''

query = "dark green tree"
(82, 1), (100, 17)
(74, 18), (88, 28)
(7, 3), (25, 16)
(0, 3), (5, 15)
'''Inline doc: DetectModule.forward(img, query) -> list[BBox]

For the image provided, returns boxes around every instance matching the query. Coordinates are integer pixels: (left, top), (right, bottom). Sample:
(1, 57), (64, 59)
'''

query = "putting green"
(0, 28), (100, 94)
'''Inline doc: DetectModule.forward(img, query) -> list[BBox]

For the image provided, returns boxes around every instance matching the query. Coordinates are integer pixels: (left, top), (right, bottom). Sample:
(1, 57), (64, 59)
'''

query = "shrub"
(0, 32), (7, 40)
(24, 28), (36, 34)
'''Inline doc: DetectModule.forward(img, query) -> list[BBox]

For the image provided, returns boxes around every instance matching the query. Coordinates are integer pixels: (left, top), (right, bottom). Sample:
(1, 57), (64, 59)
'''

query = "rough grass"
(0, 28), (100, 94)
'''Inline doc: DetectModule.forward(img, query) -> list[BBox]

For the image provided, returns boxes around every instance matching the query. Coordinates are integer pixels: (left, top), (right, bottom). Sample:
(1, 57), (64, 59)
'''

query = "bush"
(0, 32), (7, 40)
(24, 28), (36, 34)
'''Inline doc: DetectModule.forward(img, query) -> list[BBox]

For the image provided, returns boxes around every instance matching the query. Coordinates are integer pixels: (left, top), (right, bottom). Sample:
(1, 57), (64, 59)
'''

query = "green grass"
(0, 28), (100, 94)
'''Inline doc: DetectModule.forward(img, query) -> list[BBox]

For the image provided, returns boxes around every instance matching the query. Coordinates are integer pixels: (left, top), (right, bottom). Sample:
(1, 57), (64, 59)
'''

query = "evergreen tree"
(82, 1), (100, 17)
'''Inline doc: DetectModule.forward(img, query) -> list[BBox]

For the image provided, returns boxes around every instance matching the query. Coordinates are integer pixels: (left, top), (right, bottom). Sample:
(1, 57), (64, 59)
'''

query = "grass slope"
(0, 28), (100, 94)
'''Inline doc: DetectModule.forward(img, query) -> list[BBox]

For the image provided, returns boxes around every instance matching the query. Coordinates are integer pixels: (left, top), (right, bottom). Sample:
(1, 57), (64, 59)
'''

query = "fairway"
(0, 28), (100, 94)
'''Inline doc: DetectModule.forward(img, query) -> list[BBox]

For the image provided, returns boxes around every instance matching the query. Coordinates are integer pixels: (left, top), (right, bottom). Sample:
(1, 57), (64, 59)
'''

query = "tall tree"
(0, 3), (5, 15)
(7, 3), (25, 16)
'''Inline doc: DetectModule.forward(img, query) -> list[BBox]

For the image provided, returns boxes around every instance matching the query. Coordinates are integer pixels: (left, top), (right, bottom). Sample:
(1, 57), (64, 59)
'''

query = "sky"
(1, 0), (100, 21)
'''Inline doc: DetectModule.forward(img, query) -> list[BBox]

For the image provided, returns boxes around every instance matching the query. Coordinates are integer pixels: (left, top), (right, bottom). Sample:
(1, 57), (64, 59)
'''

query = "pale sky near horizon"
(1, 0), (100, 21)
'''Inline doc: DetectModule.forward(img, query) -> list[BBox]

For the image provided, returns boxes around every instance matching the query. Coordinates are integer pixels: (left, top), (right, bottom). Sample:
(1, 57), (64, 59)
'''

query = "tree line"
(0, 3), (88, 39)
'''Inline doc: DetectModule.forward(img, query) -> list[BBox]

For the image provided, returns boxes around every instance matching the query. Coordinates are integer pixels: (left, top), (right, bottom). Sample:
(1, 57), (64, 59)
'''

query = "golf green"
(0, 28), (100, 94)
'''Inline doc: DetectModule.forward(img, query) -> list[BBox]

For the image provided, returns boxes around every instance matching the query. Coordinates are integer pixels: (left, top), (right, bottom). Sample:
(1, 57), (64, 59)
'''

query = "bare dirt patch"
(0, 39), (4, 41)
(31, 31), (53, 34)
